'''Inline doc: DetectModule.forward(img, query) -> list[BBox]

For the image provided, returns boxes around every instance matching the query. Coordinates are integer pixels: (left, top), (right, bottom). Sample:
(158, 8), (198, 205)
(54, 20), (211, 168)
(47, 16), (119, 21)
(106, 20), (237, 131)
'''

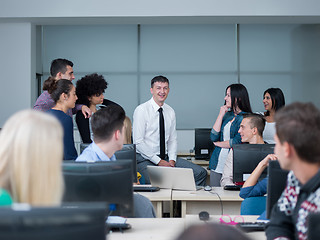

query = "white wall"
(0, 23), (36, 126)
(1, 0), (320, 20)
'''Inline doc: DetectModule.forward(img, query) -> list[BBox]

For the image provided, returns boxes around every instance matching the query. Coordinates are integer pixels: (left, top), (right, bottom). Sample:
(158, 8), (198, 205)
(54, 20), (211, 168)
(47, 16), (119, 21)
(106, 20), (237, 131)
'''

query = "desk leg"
(181, 201), (187, 218)
(156, 202), (162, 218)
(170, 200), (173, 218)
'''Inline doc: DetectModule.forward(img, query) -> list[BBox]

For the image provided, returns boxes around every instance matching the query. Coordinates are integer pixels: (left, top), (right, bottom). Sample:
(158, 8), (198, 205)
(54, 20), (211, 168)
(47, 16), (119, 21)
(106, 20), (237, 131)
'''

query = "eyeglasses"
(219, 215), (244, 225)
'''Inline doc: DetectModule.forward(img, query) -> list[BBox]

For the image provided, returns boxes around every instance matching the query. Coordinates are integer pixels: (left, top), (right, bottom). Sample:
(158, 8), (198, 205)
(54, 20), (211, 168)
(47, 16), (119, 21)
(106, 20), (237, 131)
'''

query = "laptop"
(147, 166), (198, 191)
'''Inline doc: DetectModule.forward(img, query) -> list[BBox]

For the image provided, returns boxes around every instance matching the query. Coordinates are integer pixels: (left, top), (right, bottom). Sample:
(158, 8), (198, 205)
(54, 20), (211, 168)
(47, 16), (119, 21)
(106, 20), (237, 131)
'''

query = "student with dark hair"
(262, 88), (285, 144)
(47, 79), (78, 160)
(209, 83), (252, 186)
(133, 75), (207, 186)
(76, 106), (156, 218)
(265, 102), (320, 240)
(220, 113), (269, 187)
(75, 73), (119, 143)
(34, 58), (91, 118)
(175, 223), (250, 240)
(76, 105), (125, 161)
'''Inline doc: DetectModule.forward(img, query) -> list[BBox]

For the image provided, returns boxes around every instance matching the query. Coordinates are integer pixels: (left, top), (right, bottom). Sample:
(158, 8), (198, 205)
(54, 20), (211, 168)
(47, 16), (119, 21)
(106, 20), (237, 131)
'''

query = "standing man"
(34, 58), (91, 118)
(265, 102), (320, 240)
(133, 75), (207, 186)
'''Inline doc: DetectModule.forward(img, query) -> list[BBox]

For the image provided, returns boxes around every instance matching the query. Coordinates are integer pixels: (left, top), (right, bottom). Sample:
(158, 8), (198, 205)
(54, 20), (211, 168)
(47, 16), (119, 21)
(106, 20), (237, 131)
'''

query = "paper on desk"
(106, 216), (127, 224)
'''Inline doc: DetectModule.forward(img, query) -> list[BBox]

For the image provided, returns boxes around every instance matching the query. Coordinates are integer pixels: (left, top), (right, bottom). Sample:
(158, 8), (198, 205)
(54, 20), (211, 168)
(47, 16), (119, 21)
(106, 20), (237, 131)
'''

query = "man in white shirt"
(133, 75), (207, 186)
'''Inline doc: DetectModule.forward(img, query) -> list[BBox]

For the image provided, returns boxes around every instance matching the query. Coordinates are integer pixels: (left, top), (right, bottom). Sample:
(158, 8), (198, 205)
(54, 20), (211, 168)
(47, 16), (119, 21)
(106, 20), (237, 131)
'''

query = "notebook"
(147, 166), (197, 191)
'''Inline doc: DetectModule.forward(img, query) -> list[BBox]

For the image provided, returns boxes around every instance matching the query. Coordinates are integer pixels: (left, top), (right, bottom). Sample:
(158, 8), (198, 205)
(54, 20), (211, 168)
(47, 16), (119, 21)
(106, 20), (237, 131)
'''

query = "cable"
(208, 190), (224, 216)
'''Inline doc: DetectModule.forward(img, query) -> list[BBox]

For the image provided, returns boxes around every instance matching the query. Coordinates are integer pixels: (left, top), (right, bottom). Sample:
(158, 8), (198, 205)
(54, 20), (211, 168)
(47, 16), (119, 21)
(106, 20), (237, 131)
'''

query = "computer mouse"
(204, 185), (212, 191)
(199, 211), (210, 221)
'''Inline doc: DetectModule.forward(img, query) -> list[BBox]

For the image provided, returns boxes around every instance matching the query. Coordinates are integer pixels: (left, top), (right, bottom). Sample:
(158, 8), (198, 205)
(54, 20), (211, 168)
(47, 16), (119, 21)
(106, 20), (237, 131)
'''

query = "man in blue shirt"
(76, 105), (125, 162)
(76, 105), (156, 218)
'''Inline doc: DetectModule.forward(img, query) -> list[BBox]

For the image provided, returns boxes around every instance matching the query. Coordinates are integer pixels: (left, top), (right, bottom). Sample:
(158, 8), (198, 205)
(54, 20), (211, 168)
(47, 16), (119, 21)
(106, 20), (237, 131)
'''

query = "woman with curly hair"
(75, 73), (119, 143)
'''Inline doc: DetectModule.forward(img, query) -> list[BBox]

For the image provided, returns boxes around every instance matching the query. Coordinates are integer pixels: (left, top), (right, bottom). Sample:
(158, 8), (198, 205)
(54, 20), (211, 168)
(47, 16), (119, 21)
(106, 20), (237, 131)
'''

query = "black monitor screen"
(62, 160), (134, 217)
(233, 144), (275, 184)
(0, 205), (107, 240)
(114, 144), (137, 182)
(266, 160), (289, 219)
(195, 128), (214, 160)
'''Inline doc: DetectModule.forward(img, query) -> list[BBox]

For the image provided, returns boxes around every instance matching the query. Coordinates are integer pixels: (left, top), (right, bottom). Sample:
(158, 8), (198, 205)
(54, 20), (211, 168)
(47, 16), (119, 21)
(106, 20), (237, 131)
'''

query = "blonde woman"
(123, 116), (132, 144)
(0, 110), (64, 206)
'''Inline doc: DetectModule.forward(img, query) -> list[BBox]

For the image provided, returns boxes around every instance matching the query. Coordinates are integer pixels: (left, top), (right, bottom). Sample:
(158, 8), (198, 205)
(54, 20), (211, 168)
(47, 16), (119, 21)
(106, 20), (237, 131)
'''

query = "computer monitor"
(0, 204), (107, 240)
(266, 160), (289, 219)
(233, 144), (275, 184)
(62, 160), (134, 217)
(194, 128), (214, 160)
(114, 144), (138, 182)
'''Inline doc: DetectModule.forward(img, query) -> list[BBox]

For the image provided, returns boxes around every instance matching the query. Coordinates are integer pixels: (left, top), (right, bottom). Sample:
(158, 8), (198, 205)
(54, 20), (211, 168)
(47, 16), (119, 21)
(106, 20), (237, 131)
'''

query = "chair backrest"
(266, 160), (289, 219)
(114, 144), (137, 182)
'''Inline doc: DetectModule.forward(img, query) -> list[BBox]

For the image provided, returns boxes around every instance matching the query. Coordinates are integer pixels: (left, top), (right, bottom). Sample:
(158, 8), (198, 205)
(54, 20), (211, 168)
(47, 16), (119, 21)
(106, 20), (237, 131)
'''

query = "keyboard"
(133, 185), (160, 192)
(236, 222), (266, 232)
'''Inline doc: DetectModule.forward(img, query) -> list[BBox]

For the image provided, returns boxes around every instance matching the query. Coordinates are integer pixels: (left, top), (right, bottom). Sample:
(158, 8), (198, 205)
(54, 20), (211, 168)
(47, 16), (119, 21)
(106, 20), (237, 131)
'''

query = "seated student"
(47, 79), (78, 160)
(239, 154), (276, 199)
(265, 102), (320, 240)
(75, 73), (119, 143)
(76, 105), (156, 218)
(0, 110), (64, 206)
(220, 113), (266, 187)
(123, 116), (143, 184)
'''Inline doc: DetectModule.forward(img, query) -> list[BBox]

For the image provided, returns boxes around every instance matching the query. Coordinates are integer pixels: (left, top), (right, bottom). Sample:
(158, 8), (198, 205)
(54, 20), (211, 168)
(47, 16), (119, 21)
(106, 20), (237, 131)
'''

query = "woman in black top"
(75, 73), (119, 143)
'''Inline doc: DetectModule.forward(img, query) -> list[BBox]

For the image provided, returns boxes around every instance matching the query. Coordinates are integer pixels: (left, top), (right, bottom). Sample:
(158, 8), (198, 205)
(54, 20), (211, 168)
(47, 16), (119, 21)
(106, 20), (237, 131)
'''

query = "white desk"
(185, 214), (266, 240)
(172, 187), (243, 217)
(108, 215), (266, 240)
(137, 189), (172, 218)
(108, 218), (185, 240)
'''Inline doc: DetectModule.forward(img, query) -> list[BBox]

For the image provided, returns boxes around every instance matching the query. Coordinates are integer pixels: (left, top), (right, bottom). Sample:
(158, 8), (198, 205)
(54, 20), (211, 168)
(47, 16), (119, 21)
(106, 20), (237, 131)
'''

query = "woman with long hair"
(209, 83), (252, 186)
(0, 110), (64, 206)
(47, 79), (78, 160)
(262, 88), (285, 143)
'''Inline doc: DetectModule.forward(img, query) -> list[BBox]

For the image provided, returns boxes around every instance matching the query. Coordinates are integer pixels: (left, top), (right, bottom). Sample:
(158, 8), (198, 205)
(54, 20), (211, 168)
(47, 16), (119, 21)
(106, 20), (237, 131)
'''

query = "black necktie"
(158, 107), (165, 160)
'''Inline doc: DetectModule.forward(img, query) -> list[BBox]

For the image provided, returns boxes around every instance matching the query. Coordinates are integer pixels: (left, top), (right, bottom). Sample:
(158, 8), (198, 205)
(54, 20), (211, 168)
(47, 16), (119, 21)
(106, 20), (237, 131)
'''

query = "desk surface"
(108, 215), (266, 240)
(138, 188), (172, 201)
(185, 215), (266, 240)
(108, 218), (185, 240)
(172, 187), (243, 201)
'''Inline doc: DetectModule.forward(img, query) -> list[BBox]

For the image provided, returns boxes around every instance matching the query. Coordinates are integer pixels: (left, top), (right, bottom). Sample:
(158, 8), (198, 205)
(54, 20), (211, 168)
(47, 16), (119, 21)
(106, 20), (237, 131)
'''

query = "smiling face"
(224, 87), (232, 108)
(150, 81), (169, 106)
(263, 92), (273, 112)
(238, 118), (255, 143)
